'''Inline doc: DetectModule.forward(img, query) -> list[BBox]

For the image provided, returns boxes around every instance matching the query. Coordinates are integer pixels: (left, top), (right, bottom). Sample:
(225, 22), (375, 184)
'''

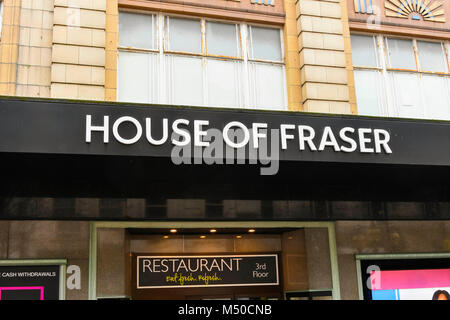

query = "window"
(350, 35), (384, 117)
(118, 12), (287, 111)
(206, 21), (239, 57)
(166, 17), (202, 53)
(118, 12), (158, 104)
(165, 17), (204, 106)
(119, 12), (156, 50)
(351, 34), (450, 120)
(385, 38), (416, 70)
(350, 34), (378, 67)
(249, 26), (282, 62)
(248, 26), (286, 110)
(417, 41), (447, 73)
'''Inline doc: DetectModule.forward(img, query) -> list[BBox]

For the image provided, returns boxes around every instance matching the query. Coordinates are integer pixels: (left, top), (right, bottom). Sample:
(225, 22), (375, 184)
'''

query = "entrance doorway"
(129, 228), (299, 300)
(93, 222), (338, 300)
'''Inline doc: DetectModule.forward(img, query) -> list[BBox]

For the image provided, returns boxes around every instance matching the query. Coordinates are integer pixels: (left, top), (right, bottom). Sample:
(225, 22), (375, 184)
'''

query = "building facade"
(0, 0), (449, 300)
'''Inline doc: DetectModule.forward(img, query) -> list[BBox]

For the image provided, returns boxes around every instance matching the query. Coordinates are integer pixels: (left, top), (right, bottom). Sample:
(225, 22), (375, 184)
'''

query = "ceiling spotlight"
(170, 229), (177, 233)
(248, 229), (256, 233)
(210, 229), (217, 233)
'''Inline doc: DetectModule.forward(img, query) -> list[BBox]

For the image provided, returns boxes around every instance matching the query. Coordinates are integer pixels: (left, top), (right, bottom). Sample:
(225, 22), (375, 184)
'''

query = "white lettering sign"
(85, 115), (393, 156)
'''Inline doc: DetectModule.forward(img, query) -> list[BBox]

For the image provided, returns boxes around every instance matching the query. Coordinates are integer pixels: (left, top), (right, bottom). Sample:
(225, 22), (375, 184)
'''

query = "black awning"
(0, 96), (449, 166)
(0, 97), (449, 220)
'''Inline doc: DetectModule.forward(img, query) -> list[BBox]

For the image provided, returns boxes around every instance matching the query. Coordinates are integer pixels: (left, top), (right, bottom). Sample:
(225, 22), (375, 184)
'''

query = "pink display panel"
(370, 269), (450, 290)
(369, 269), (450, 300)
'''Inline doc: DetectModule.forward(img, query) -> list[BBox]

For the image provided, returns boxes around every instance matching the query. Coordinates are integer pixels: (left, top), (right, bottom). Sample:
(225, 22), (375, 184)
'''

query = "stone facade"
(0, 0), (448, 301)
(0, 0), (360, 113)
(296, 0), (354, 114)
(51, 0), (106, 100)
(15, 0), (53, 98)
(0, 221), (90, 300)
(336, 221), (450, 300)
(0, 0), (21, 96)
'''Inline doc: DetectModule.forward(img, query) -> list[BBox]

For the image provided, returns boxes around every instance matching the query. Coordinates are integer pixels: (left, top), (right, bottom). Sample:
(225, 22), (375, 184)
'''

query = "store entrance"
(98, 225), (334, 300)
(128, 227), (295, 300)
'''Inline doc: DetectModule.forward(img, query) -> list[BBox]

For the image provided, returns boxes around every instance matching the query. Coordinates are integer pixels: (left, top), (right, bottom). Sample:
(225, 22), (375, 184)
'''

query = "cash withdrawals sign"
(0, 265), (60, 300)
(137, 255), (279, 289)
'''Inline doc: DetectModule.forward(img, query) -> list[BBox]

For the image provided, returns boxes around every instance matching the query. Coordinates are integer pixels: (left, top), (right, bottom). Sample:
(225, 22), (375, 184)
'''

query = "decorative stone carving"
(385, 0), (445, 22)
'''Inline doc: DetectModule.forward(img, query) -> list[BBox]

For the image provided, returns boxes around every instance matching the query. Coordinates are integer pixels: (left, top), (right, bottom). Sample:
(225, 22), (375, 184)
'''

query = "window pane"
(166, 17), (201, 53)
(422, 75), (450, 120)
(249, 62), (286, 110)
(389, 72), (423, 118)
(354, 70), (382, 116)
(207, 58), (242, 108)
(386, 38), (416, 69)
(119, 12), (154, 49)
(417, 41), (446, 72)
(206, 22), (239, 57)
(250, 27), (282, 61)
(118, 51), (157, 103)
(351, 34), (377, 67)
(166, 55), (203, 106)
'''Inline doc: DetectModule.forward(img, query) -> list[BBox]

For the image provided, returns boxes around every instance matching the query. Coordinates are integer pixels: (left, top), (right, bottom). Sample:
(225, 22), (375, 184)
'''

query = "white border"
(136, 254), (279, 289)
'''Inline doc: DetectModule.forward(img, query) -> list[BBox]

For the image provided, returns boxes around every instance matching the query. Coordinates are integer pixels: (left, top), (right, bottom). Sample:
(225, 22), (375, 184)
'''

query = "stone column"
(51, 0), (106, 100)
(105, 0), (117, 102)
(296, 0), (355, 114)
(15, 0), (53, 97)
(0, 0), (21, 96)
(284, 0), (303, 111)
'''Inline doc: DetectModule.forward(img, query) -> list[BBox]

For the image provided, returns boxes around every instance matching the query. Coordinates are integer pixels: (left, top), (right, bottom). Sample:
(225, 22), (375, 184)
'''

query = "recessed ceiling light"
(210, 229), (217, 233)
(248, 229), (256, 233)
(170, 229), (177, 233)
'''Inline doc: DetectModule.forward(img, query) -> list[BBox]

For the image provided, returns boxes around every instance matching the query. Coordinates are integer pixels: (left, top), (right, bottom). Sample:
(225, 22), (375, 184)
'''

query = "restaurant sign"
(137, 254), (279, 289)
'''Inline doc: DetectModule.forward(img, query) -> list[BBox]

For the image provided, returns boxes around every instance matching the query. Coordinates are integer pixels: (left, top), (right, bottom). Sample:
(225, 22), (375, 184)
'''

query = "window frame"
(160, 14), (245, 61)
(118, 10), (158, 53)
(247, 23), (285, 65)
(384, 37), (418, 72)
(117, 10), (287, 110)
(350, 33), (382, 71)
(163, 15), (203, 56)
(350, 33), (387, 117)
(118, 10), (286, 63)
(351, 32), (450, 120)
(383, 35), (450, 75)
(415, 39), (449, 74)
(204, 19), (242, 60)
(351, 33), (450, 75)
